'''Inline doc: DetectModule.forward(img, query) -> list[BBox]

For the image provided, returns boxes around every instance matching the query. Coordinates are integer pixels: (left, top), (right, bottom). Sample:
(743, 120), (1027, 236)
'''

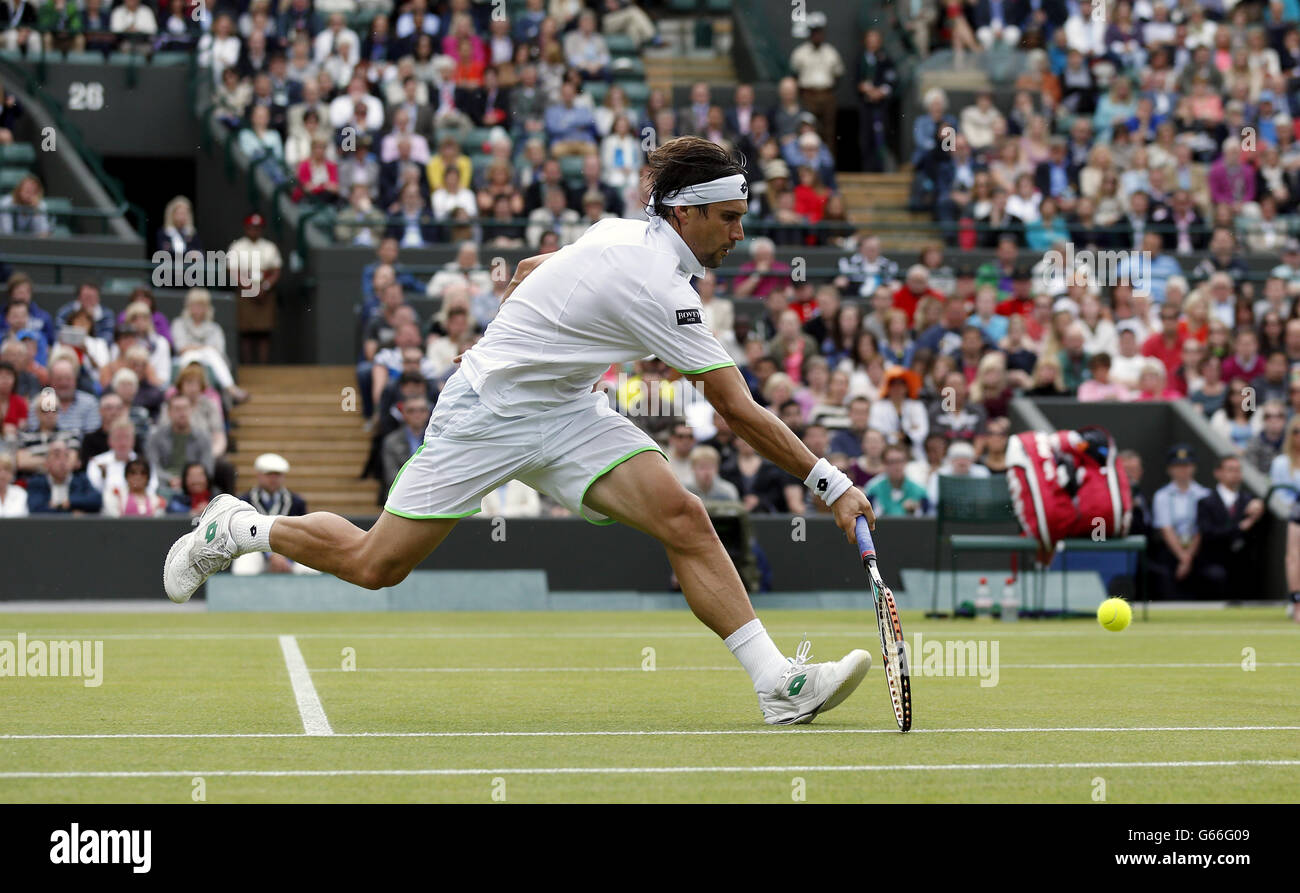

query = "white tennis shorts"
(385, 372), (665, 524)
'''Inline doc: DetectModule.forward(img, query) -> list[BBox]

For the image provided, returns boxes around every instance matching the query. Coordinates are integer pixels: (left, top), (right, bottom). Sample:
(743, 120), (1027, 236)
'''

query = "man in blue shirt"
(1150, 444), (1211, 599)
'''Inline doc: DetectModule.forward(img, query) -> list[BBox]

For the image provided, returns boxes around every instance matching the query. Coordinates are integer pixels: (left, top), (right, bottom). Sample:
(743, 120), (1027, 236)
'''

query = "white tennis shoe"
(163, 494), (255, 604)
(758, 639), (872, 725)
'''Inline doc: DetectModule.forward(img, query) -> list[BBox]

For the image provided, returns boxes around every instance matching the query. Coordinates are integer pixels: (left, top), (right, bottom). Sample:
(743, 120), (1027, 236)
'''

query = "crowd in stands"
(0, 269), (268, 521)
(173, 0), (852, 250)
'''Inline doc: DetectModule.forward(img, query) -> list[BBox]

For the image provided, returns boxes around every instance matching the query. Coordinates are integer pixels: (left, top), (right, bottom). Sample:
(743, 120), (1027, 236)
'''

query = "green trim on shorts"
(676, 361), (737, 375)
(579, 446), (667, 526)
(386, 442), (424, 500)
(383, 506), (482, 520)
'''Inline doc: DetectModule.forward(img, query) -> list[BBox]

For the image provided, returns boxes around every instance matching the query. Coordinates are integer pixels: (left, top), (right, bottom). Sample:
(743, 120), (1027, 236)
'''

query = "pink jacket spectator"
(1207, 158), (1256, 205)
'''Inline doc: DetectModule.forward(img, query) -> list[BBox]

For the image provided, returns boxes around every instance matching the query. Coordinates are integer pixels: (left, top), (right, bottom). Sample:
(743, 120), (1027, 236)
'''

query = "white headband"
(648, 174), (749, 214)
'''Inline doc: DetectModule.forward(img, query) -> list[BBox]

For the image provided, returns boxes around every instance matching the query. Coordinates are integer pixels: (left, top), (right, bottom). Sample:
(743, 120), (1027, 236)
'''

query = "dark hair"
(0, 360), (14, 378)
(124, 458), (151, 479)
(181, 462), (212, 493)
(779, 398), (802, 415)
(645, 136), (747, 220)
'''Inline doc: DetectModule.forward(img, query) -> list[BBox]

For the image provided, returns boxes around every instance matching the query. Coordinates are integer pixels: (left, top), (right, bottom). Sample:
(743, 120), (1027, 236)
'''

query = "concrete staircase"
(229, 365), (378, 517)
(839, 171), (938, 251)
(643, 16), (735, 90)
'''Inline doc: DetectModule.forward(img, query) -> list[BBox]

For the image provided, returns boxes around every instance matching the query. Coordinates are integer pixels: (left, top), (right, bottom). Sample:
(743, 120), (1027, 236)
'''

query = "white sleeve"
(624, 287), (737, 375)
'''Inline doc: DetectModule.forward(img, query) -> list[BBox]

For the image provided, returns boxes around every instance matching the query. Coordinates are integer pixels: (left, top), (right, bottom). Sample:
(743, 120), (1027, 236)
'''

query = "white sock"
(725, 619), (789, 694)
(230, 512), (277, 554)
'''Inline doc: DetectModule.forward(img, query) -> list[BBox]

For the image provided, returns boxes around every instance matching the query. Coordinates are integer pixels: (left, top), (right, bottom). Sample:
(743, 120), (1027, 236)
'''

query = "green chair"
(0, 168), (27, 191)
(0, 143), (36, 166)
(935, 475), (1041, 616)
(704, 0), (732, 11)
(611, 58), (646, 81)
(621, 81), (651, 106)
(604, 34), (638, 57)
(42, 196), (73, 226)
(585, 81), (610, 106)
(667, 0), (700, 11)
(151, 52), (190, 67)
(458, 127), (495, 152)
(558, 154), (586, 181)
(63, 51), (107, 65)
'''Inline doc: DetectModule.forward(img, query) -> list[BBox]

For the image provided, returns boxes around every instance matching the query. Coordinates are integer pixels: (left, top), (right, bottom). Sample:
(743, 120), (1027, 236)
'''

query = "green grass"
(1, 608), (1297, 803)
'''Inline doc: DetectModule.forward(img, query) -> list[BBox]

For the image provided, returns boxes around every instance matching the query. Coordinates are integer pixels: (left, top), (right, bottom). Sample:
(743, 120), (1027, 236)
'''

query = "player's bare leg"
(267, 510), (459, 590)
(582, 451), (755, 638)
(582, 451), (870, 723)
(164, 493), (457, 601)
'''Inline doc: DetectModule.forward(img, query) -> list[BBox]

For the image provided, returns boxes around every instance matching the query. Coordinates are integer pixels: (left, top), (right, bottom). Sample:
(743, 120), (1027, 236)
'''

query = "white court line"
(3, 759), (1298, 780)
(278, 635), (333, 736)
(3, 628), (1298, 641)
(309, 661), (1300, 673)
(2, 725), (1297, 741)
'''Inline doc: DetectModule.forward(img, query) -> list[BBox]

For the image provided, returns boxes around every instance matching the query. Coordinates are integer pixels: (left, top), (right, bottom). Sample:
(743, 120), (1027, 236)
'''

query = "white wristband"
(803, 457), (852, 506)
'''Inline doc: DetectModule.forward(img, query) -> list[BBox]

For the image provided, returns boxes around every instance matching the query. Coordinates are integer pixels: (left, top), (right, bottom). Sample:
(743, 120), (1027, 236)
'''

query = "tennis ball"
(1097, 597), (1132, 632)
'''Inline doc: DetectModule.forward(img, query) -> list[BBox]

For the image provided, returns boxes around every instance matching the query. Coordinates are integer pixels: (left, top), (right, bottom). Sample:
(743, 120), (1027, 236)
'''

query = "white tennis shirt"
(458, 215), (737, 415)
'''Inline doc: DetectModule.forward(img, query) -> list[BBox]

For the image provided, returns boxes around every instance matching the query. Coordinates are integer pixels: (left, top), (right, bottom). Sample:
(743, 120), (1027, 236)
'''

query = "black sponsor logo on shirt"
(676, 309), (703, 325)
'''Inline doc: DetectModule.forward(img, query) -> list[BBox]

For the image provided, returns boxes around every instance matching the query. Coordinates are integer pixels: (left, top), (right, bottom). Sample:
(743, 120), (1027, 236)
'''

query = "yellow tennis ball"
(1097, 597), (1132, 632)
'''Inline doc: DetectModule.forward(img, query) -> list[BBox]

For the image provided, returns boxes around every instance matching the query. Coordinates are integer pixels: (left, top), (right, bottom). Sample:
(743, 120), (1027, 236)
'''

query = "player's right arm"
(690, 364), (875, 541)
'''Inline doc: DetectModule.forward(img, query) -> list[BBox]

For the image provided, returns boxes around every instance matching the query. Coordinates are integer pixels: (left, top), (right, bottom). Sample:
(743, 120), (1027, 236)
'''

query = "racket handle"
(855, 515), (876, 566)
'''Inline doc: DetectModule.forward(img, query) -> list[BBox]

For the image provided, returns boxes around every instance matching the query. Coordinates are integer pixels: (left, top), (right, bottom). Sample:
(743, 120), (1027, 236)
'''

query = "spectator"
(1196, 455), (1266, 596)
(563, 10), (610, 81)
(1150, 444), (1210, 599)
(78, 392), (141, 468)
(232, 452), (312, 575)
(1209, 378), (1260, 453)
(430, 166), (477, 221)
(721, 436), (804, 514)
(830, 397), (873, 457)
(87, 416), (154, 497)
(686, 445), (740, 502)
(1245, 400), (1288, 476)
(929, 370), (987, 442)
(146, 393), (214, 501)
(0, 451), (28, 517)
(27, 357), (98, 436)
(108, 0), (156, 51)
(834, 234), (898, 298)
(227, 213), (283, 364)
(101, 457), (165, 517)
(155, 198), (203, 270)
(545, 80), (599, 157)
(788, 12), (844, 148)
(296, 136), (340, 203)
(1075, 352), (1125, 403)
(58, 306), (109, 389)
(238, 104), (283, 163)
(381, 395), (430, 493)
(54, 281), (114, 345)
(26, 438), (100, 514)
(526, 185), (580, 248)
(122, 301), (172, 386)
(0, 174), (51, 236)
(866, 443), (928, 517)
(0, 359), (26, 442)
(857, 29), (897, 171)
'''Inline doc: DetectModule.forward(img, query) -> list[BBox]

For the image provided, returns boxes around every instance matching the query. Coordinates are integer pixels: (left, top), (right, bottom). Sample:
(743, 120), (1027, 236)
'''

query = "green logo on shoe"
(205, 522), (217, 544)
(787, 673), (807, 696)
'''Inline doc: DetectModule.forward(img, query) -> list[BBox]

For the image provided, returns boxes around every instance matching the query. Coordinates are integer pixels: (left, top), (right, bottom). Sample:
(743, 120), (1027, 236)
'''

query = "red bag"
(1005, 426), (1132, 563)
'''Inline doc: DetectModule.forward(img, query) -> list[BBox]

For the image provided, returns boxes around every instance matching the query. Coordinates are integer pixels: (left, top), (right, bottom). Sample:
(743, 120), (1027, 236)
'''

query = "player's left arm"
(689, 364), (874, 541)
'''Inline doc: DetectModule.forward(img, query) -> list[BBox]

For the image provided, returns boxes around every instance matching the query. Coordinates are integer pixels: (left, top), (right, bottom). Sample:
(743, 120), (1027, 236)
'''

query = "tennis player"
(165, 137), (877, 724)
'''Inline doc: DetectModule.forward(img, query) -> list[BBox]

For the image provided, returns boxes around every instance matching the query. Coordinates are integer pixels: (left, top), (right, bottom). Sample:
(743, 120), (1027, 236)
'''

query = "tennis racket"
(855, 515), (912, 732)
